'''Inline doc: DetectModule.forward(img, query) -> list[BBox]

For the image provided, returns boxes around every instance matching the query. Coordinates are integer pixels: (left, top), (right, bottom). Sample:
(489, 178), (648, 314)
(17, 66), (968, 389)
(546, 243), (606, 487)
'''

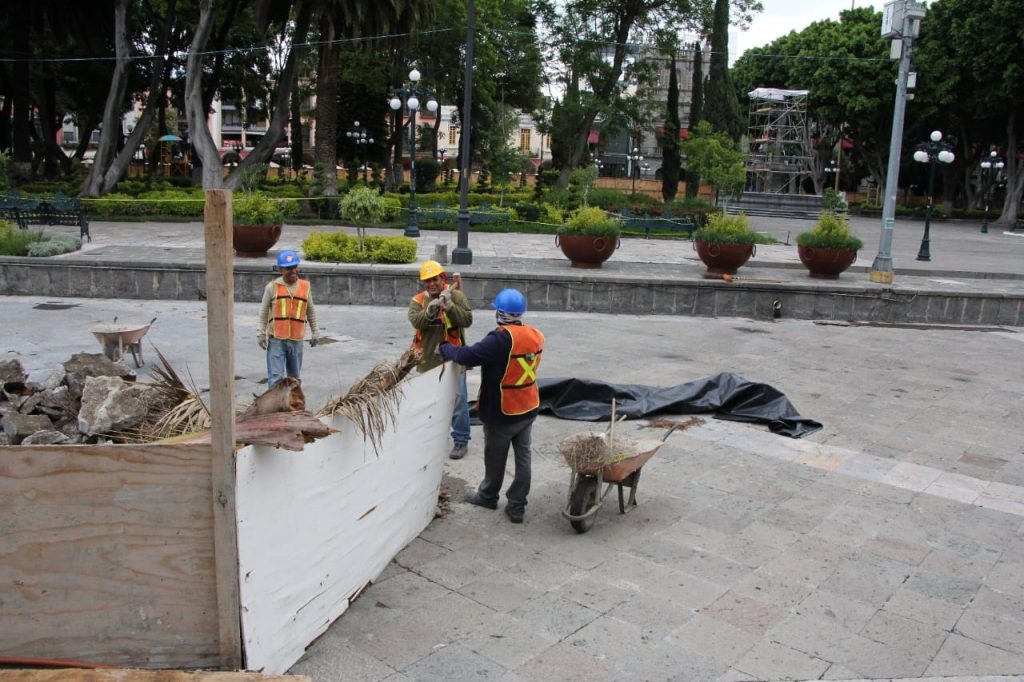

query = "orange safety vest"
(499, 324), (544, 416)
(411, 288), (463, 350)
(271, 279), (310, 340)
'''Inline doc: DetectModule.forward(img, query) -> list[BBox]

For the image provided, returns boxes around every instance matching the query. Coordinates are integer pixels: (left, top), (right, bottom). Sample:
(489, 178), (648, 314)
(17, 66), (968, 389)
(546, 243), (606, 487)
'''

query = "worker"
(408, 259), (473, 459)
(258, 250), (319, 388)
(438, 288), (543, 523)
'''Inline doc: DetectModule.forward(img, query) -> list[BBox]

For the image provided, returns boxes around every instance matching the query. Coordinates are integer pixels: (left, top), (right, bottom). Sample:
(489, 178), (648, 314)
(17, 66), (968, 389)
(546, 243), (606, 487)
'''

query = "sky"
(731, 0), (882, 63)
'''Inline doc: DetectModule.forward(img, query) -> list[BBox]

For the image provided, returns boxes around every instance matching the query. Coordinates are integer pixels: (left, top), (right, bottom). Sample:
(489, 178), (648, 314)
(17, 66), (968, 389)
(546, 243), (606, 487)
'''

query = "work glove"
(439, 289), (452, 306)
(425, 297), (441, 320)
(257, 334), (268, 350)
(310, 334), (320, 347)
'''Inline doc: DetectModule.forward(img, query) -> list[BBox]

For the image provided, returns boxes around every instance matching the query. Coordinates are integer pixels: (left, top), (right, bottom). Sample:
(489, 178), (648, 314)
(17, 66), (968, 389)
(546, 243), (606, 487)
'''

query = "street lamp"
(345, 121), (374, 183)
(825, 160), (839, 192)
(628, 147), (643, 195)
(912, 130), (955, 261)
(979, 150), (1004, 234)
(390, 69), (438, 237)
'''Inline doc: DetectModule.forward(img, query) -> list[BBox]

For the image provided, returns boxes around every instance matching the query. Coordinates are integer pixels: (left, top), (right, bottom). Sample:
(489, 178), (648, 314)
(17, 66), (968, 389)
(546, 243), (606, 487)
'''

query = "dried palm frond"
(316, 348), (422, 455)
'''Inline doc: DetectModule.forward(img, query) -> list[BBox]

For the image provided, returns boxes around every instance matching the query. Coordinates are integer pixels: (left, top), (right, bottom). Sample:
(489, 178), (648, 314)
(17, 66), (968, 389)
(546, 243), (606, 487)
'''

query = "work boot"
(449, 442), (468, 460)
(505, 505), (524, 524)
(464, 490), (498, 510)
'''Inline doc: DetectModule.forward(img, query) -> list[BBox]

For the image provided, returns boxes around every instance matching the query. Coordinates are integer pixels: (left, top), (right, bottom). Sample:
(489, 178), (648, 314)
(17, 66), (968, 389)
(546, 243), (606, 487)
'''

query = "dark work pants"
(478, 418), (534, 513)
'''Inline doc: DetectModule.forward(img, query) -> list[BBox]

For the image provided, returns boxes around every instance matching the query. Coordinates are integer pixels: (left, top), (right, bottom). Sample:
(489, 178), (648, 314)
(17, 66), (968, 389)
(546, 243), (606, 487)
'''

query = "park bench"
(0, 191), (91, 241)
(642, 213), (696, 239)
(469, 202), (510, 227)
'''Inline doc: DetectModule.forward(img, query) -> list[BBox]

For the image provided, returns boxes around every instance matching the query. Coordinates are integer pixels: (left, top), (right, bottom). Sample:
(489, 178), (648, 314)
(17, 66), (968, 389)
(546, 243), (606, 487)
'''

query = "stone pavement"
(4, 289), (1023, 681)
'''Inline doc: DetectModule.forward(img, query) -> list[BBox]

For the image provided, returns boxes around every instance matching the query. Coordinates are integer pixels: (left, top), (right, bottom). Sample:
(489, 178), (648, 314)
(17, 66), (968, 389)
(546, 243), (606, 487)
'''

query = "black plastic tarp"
(536, 372), (822, 439)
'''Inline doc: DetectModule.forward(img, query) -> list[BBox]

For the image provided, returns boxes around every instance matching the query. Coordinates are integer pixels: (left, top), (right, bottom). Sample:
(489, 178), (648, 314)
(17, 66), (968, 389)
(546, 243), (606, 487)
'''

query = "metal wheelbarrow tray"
(89, 318), (156, 368)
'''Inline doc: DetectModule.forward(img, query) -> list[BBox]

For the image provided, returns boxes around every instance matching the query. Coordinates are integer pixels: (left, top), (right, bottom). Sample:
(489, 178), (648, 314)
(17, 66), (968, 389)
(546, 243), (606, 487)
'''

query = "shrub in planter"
(233, 191), (297, 257)
(555, 206), (622, 268)
(301, 231), (417, 264)
(795, 212), (863, 279)
(692, 211), (757, 275)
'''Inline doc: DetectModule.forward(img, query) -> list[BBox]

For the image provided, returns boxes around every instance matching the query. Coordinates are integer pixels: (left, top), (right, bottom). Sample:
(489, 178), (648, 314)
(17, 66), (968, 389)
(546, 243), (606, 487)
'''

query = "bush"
(557, 206), (621, 237)
(301, 231), (417, 264)
(0, 224), (43, 255)
(340, 186), (389, 225)
(234, 191), (296, 225)
(692, 212), (758, 244)
(542, 204), (564, 225)
(511, 203), (542, 222)
(796, 212), (863, 251)
(587, 188), (631, 210)
(27, 232), (81, 256)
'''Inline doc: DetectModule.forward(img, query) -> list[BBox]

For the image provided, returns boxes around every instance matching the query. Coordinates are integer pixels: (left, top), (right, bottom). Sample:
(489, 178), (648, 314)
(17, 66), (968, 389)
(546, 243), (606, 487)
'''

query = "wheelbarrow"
(89, 317), (156, 368)
(560, 405), (678, 534)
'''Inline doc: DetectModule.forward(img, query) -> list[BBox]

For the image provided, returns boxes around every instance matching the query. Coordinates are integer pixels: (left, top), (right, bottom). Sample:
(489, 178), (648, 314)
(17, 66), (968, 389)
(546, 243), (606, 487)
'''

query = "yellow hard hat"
(419, 260), (445, 281)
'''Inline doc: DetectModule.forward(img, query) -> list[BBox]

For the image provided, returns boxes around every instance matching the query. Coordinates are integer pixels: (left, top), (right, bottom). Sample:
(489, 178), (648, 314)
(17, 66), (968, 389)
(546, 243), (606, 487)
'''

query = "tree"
(682, 120), (744, 209)
(661, 54), (681, 201)
(703, 0), (744, 140)
(685, 41), (704, 197)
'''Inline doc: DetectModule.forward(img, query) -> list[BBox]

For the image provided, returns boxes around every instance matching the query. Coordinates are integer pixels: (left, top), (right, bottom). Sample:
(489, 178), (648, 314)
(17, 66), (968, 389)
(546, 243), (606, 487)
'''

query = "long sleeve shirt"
(440, 324), (536, 425)
(258, 276), (318, 338)
(408, 287), (472, 372)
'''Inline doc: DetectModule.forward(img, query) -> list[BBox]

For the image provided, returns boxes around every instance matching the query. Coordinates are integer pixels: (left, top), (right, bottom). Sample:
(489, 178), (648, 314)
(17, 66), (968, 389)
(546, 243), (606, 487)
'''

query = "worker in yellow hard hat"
(408, 259), (473, 459)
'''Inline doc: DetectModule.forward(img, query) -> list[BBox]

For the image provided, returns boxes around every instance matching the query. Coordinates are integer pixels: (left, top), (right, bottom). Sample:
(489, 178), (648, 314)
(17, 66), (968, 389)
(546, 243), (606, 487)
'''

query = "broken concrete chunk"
(78, 375), (153, 435)
(63, 353), (135, 400)
(0, 358), (27, 387)
(2, 412), (55, 444)
(18, 392), (45, 415)
(21, 430), (71, 445)
(26, 365), (67, 393)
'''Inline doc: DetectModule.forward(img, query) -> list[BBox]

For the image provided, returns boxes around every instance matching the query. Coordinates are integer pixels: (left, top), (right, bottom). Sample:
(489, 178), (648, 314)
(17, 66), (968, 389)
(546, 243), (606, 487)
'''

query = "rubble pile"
(0, 354), (167, 445)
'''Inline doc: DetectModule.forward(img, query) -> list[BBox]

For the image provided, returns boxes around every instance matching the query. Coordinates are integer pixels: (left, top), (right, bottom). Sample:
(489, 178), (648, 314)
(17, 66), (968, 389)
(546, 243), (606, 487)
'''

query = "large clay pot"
(694, 240), (755, 275)
(797, 245), (857, 279)
(556, 233), (620, 269)
(233, 224), (282, 258)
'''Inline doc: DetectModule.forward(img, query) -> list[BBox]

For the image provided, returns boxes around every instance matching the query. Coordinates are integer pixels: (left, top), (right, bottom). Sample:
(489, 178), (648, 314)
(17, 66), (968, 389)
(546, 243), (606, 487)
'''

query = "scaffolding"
(745, 88), (812, 194)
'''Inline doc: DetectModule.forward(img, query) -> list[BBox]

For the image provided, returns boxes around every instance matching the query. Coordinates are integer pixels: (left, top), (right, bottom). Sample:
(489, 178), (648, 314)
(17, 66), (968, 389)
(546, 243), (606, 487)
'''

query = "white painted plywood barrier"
(235, 365), (457, 674)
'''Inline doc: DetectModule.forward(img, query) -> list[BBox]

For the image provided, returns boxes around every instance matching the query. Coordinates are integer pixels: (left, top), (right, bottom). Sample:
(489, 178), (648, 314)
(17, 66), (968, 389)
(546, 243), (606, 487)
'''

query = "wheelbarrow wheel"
(569, 475), (600, 534)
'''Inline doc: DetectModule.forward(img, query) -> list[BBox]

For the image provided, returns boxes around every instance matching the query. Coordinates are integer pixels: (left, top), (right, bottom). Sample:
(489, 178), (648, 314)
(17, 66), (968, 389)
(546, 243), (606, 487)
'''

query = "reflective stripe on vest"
(411, 288), (463, 350)
(271, 279), (309, 340)
(499, 324), (544, 416)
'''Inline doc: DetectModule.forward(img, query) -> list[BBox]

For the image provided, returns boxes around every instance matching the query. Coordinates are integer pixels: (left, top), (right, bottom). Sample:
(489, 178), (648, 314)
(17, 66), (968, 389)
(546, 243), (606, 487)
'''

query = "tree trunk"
(314, 24), (340, 199)
(81, 0), (131, 197)
(995, 113), (1020, 226)
(184, 0), (224, 188)
(10, 1), (33, 180)
(290, 88), (303, 172)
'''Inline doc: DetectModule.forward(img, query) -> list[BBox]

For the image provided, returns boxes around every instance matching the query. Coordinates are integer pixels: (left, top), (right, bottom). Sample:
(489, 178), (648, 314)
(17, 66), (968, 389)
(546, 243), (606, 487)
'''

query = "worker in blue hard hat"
(439, 288), (544, 524)
(257, 249), (320, 387)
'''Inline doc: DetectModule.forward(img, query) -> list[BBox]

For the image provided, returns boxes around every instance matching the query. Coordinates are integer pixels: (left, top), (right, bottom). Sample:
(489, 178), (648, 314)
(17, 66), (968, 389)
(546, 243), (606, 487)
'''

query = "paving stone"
(288, 637), (396, 682)
(457, 571), (545, 613)
(553, 575), (637, 614)
(732, 639), (831, 681)
(732, 568), (816, 609)
(861, 535), (932, 566)
(766, 611), (874, 662)
(459, 613), (559, 669)
(393, 537), (450, 570)
(904, 568), (983, 607)
(670, 613), (761, 667)
(955, 607), (1024, 655)
(510, 641), (615, 681)
(819, 662), (864, 679)
(984, 560), (1024, 596)
(924, 632), (1024, 677)
(819, 551), (913, 607)
(918, 547), (997, 582)
(679, 550), (751, 588)
(507, 591), (602, 639)
(400, 642), (508, 680)
(792, 588), (878, 632)
(630, 533), (699, 568)
(859, 610), (948, 660)
(699, 591), (789, 636)
(883, 586), (965, 631)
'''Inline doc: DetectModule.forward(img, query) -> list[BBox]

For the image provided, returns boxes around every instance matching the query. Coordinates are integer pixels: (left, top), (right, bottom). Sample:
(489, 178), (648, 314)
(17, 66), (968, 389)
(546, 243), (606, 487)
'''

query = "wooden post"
(204, 188), (242, 669)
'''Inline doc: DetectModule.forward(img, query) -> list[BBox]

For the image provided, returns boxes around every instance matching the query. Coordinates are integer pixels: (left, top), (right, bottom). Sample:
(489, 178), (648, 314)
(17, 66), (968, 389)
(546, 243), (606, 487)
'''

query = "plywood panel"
(0, 444), (219, 669)
(236, 366), (457, 674)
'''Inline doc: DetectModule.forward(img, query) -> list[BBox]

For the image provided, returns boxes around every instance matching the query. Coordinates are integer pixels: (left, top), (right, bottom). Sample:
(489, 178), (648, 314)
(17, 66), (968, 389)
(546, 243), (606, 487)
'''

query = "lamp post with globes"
(390, 69), (438, 237)
(979, 151), (1004, 234)
(825, 160), (839, 192)
(345, 121), (374, 183)
(628, 147), (643, 195)
(912, 130), (955, 262)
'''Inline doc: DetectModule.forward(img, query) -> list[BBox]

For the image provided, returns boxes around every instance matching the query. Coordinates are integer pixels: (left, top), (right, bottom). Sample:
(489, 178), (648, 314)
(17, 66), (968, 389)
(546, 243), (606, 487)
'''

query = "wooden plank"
(0, 670), (309, 681)
(203, 188), (241, 670)
(0, 444), (219, 668)
(235, 367), (457, 674)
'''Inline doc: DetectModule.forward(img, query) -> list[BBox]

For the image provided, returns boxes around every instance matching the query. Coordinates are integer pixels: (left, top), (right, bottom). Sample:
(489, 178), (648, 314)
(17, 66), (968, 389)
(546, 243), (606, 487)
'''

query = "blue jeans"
(267, 337), (304, 387)
(477, 419), (534, 513)
(451, 370), (471, 445)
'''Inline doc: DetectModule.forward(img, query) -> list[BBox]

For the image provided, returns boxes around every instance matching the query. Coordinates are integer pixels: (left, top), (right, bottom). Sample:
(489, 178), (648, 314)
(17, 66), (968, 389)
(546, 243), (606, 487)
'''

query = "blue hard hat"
(492, 288), (527, 314)
(277, 250), (300, 268)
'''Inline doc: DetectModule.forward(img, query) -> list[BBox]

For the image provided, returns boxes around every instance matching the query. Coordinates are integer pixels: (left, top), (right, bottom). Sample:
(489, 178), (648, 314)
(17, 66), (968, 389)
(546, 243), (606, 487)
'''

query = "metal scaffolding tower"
(745, 88), (812, 194)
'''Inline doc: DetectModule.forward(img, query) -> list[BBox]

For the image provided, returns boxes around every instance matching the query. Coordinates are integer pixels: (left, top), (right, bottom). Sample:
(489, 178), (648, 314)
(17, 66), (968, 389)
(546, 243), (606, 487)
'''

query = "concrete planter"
(797, 244), (857, 279)
(232, 224), (282, 258)
(556, 233), (620, 269)
(694, 240), (755, 275)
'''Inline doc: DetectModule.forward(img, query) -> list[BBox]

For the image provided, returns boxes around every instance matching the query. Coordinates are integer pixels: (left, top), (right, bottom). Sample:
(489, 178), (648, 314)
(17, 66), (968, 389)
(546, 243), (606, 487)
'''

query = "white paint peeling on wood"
(235, 366), (457, 674)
